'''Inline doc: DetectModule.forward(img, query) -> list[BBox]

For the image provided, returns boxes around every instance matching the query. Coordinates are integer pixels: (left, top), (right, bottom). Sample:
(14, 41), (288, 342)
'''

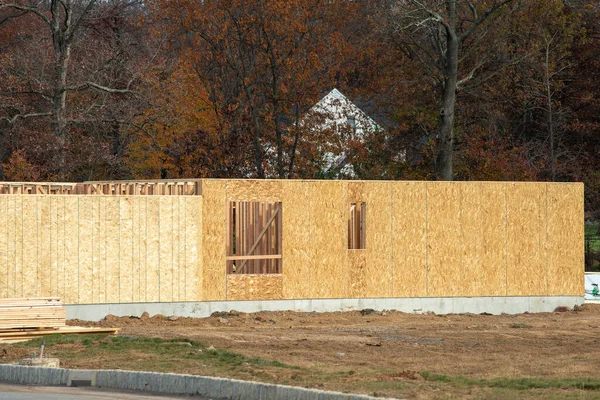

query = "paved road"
(0, 383), (203, 400)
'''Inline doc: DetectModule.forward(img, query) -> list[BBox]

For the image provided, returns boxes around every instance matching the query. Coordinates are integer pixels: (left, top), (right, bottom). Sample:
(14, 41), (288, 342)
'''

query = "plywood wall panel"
(131, 197), (140, 302)
(506, 183), (547, 296)
(0, 196), (7, 298)
(14, 197), (23, 298)
(202, 180), (226, 301)
(362, 182), (393, 298)
(56, 196), (66, 300)
(427, 183), (462, 297)
(77, 196), (93, 303)
(145, 197), (160, 302)
(7, 196), (16, 298)
(281, 181), (310, 299)
(39, 197), (51, 297)
(227, 274), (283, 300)
(63, 197), (79, 304)
(49, 197), (59, 298)
(226, 180), (282, 202)
(104, 197), (120, 303)
(173, 197), (182, 301)
(92, 196), (106, 303)
(458, 183), (484, 296)
(119, 197), (134, 303)
(309, 181), (347, 299)
(547, 183), (584, 295)
(158, 197), (173, 302)
(185, 197), (201, 301)
(136, 198), (148, 302)
(392, 182), (427, 297)
(480, 183), (507, 296)
(21, 197), (38, 298)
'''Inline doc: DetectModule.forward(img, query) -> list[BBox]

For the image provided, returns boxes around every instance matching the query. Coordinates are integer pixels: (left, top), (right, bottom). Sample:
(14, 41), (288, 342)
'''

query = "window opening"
(227, 201), (282, 274)
(348, 202), (366, 249)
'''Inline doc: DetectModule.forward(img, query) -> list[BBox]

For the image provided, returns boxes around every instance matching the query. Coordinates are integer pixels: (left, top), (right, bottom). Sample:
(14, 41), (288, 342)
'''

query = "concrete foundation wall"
(65, 296), (584, 321)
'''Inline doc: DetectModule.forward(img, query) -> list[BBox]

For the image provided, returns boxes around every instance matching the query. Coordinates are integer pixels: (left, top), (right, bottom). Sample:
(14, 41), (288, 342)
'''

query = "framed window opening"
(348, 202), (366, 249)
(226, 201), (282, 274)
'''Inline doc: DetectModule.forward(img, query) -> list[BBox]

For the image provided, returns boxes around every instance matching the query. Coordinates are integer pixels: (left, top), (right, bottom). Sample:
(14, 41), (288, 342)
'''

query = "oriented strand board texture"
(227, 274), (283, 300)
(347, 182), (393, 298)
(507, 183), (548, 296)
(547, 183), (584, 295)
(202, 180), (227, 301)
(392, 182), (427, 297)
(459, 183), (484, 296)
(0, 195), (201, 304)
(309, 181), (347, 299)
(226, 180), (282, 202)
(281, 181), (311, 299)
(480, 183), (508, 296)
(427, 183), (463, 297)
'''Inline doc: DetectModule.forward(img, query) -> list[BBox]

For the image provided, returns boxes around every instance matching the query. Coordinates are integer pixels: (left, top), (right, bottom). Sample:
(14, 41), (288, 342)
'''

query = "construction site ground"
(4, 304), (600, 399)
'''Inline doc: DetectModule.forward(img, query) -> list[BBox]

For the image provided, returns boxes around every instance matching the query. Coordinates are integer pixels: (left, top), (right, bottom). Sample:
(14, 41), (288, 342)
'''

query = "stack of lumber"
(0, 297), (119, 344)
(0, 297), (66, 330)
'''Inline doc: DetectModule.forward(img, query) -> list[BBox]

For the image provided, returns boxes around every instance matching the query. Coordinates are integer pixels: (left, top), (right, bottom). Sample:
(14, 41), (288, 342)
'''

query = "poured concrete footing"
(65, 296), (584, 321)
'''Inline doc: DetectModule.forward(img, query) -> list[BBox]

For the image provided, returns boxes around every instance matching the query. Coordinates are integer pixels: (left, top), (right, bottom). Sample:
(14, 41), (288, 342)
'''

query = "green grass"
(9, 334), (600, 399)
(421, 371), (600, 391)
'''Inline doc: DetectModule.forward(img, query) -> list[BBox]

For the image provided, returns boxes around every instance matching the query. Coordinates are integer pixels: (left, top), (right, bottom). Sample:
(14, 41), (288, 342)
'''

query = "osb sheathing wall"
(211, 180), (583, 301)
(0, 195), (201, 304)
(0, 180), (584, 304)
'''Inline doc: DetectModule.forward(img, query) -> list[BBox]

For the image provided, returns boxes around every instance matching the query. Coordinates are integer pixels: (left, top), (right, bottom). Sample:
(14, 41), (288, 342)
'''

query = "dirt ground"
(11, 304), (600, 399)
(69, 304), (600, 379)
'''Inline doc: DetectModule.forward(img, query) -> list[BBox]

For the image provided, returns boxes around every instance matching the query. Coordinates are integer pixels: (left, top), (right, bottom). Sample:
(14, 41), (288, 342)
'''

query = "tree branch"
(1, 112), (52, 124)
(459, 0), (514, 42)
(0, 2), (51, 25)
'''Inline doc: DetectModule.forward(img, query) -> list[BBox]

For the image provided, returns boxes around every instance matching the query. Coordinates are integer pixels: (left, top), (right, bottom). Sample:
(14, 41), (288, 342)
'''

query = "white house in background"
(302, 88), (384, 177)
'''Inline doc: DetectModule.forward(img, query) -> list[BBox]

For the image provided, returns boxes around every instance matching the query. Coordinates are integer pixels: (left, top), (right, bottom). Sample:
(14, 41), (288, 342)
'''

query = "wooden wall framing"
(0, 180), (584, 304)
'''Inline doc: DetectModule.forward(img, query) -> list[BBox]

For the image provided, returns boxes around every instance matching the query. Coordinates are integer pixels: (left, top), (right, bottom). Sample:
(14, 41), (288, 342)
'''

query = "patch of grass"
(509, 323), (531, 329)
(421, 371), (600, 391)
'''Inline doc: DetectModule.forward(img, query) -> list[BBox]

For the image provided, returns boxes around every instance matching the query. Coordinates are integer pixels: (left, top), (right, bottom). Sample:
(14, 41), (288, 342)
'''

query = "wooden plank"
(237, 206), (280, 273)
(184, 197), (200, 302)
(202, 180), (226, 301)
(14, 196), (24, 298)
(175, 197), (184, 301)
(227, 255), (282, 261)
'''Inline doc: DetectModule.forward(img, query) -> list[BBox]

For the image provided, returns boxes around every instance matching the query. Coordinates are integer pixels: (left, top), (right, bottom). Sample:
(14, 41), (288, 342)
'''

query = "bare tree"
(390, 0), (514, 180)
(0, 0), (136, 179)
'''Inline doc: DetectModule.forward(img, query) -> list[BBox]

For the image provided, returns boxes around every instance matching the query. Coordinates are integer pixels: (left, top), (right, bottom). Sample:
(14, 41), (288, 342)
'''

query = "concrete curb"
(0, 364), (393, 400)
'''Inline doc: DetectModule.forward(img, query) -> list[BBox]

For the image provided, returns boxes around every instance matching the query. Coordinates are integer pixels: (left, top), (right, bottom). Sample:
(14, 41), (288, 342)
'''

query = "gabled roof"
(304, 88), (382, 138)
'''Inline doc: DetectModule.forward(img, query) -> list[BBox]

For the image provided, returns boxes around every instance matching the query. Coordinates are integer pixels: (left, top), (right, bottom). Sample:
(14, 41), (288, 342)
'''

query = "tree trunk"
(434, 1), (458, 181)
